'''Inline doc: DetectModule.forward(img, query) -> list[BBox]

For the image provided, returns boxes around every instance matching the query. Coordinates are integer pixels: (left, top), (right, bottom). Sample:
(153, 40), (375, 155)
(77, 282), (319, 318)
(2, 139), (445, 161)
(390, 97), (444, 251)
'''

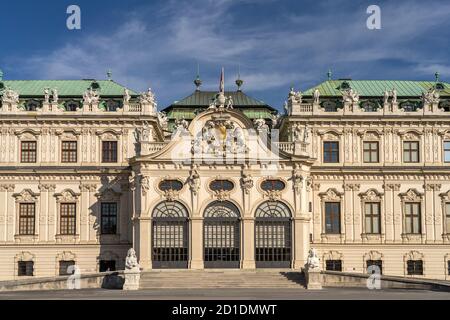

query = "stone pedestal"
(305, 268), (322, 290)
(123, 269), (141, 290)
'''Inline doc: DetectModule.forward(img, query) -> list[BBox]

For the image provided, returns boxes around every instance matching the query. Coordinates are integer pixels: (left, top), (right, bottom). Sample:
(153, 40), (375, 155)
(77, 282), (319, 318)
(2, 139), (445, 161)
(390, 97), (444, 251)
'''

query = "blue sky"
(1, 0), (450, 110)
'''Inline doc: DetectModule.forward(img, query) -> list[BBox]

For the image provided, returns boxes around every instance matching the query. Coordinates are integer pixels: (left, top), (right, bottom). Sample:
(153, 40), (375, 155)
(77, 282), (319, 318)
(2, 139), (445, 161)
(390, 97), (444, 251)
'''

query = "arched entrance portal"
(255, 201), (292, 268)
(203, 201), (241, 268)
(152, 201), (189, 268)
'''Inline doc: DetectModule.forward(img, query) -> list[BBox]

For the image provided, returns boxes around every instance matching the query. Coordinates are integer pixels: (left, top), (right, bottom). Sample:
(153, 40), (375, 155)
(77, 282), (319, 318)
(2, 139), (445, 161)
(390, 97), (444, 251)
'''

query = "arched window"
(152, 201), (189, 268)
(203, 201), (240, 268)
(64, 100), (80, 112)
(255, 201), (292, 268)
(24, 100), (40, 111)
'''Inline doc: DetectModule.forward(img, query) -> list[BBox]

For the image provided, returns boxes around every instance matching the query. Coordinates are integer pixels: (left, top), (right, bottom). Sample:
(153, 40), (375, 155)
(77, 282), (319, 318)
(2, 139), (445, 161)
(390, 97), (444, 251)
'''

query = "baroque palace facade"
(0, 69), (450, 281)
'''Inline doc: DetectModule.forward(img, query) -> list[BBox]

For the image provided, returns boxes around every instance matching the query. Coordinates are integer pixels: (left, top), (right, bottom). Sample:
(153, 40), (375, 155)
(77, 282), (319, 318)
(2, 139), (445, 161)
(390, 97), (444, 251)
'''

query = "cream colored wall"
(284, 113), (450, 280)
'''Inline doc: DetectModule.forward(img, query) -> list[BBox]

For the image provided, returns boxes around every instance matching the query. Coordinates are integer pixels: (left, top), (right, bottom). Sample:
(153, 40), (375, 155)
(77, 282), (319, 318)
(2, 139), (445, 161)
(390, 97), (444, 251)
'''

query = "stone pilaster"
(241, 218), (255, 269)
(190, 217), (204, 269)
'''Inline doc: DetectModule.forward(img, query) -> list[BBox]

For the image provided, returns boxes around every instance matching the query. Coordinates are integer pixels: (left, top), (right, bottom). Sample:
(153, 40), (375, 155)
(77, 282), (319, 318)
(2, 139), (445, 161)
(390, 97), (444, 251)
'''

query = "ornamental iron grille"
(255, 201), (292, 268)
(152, 201), (189, 268)
(203, 201), (241, 268)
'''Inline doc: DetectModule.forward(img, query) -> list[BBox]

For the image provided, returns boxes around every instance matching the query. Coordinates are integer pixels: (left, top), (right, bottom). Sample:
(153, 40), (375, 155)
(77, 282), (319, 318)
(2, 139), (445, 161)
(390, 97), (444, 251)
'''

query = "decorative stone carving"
(139, 175), (150, 195)
(319, 188), (343, 201)
(157, 111), (168, 128)
(240, 173), (253, 194)
(422, 88), (440, 104)
(313, 89), (320, 104)
(174, 118), (189, 133)
(188, 169), (200, 196)
(292, 171), (304, 193)
(139, 88), (156, 107)
(342, 88), (359, 103)
(83, 88), (100, 106)
(13, 189), (39, 202)
(359, 189), (383, 201)
(125, 248), (140, 272)
(0, 184), (15, 192)
(399, 188), (423, 202)
(307, 248), (320, 270)
(95, 187), (121, 201)
(1, 87), (19, 104)
(54, 189), (80, 202)
(288, 87), (302, 103)
(253, 118), (268, 132)
(123, 88), (131, 104)
(52, 88), (59, 104)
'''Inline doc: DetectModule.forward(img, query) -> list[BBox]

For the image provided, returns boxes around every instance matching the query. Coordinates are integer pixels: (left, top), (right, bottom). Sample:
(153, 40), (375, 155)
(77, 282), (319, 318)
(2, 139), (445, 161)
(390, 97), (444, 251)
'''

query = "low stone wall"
(0, 271), (124, 292)
(321, 271), (450, 291)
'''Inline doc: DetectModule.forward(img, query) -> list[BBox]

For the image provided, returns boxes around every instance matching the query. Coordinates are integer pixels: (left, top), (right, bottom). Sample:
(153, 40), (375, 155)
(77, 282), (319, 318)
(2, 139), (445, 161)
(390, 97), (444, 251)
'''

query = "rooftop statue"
(52, 88), (59, 104)
(422, 88), (440, 104)
(1, 87), (19, 104)
(124, 88), (131, 104)
(140, 88), (156, 105)
(342, 88), (359, 103)
(391, 88), (397, 104)
(313, 88), (320, 104)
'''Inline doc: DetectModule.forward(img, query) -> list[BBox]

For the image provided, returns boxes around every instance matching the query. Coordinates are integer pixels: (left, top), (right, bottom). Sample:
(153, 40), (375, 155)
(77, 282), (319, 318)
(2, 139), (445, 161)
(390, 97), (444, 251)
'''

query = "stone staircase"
(139, 269), (306, 289)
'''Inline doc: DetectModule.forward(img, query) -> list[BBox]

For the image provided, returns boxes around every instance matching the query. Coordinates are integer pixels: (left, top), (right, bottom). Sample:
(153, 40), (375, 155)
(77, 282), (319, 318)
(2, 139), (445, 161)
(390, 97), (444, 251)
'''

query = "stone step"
(139, 270), (306, 289)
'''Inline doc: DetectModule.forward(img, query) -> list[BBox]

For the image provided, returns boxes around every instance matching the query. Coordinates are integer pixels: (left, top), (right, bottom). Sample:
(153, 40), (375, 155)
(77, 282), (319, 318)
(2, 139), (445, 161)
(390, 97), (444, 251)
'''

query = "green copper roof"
(167, 90), (273, 108)
(303, 80), (450, 97)
(0, 80), (138, 96)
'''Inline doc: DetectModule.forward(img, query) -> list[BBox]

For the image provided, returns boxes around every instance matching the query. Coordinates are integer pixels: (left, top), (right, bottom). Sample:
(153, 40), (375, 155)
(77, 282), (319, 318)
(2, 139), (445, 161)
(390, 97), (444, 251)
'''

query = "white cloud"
(7, 0), (450, 109)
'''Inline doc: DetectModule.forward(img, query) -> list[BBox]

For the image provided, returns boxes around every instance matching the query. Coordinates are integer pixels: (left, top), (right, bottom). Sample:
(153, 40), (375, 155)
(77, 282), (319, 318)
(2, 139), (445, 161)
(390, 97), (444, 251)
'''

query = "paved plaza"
(0, 287), (450, 300)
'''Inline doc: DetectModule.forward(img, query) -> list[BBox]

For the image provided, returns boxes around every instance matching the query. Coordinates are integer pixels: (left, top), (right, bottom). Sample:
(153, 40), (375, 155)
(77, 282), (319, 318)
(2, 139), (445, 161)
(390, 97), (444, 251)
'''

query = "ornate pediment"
(399, 188), (423, 201)
(54, 189), (81, 202)
(398, 130), (422, 140)
(15, 251), (35, 262)
(359, 188), (383, 201)
(13, 189), (39, 202)
(319, 188), (343, 201)
(404, 250), (423, 261)
(191, 117), (248, 157)
(363, 250), (383, 261)
(95, 187), (121, 201)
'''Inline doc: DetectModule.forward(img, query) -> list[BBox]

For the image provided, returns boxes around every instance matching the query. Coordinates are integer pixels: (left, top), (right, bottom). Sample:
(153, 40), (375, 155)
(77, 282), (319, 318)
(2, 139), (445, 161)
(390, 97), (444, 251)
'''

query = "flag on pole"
(219, 67), (224, 93)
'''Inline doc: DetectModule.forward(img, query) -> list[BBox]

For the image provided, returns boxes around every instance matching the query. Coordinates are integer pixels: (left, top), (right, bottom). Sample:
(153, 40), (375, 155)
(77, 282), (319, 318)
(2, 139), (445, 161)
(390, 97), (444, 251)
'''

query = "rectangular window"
(407, 260), (423, 275)
(17, 261), (34, 276)
(363, 141), (379, 163)
(59, 260), (76, 276)
(325, 202), (341, 234)
(405, 202), (421, 234)
(403, 141), (419, 163)
(61, 141), (77, 163)
(366, 260), (383, 275)
(448, 261), (450, 275)
(102, 141), (118, 163)
(18, 203), (35, 235)
(21, 141), (37, 163)
(446, 203), (450, 234)
(325, 260), (342, 271)
(60, 203), (76, 235)
(99, 260), (116, 272)
(444, 142), (450, 163)
(364, 202), (381, 234)
(323, 141), (339, 163)
(101, 202), (118, 234)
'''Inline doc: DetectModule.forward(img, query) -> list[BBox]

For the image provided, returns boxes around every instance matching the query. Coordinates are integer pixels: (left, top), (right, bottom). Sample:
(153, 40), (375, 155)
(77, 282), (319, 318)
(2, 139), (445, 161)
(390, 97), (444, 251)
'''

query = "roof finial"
(235, 64), (243, 91)
(219, 67), (225, 93)
(327, 69), (332, 80)
(194, 63), (202, 91)
(107, 69), (112, 81)
(435, 71), (440, 83)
